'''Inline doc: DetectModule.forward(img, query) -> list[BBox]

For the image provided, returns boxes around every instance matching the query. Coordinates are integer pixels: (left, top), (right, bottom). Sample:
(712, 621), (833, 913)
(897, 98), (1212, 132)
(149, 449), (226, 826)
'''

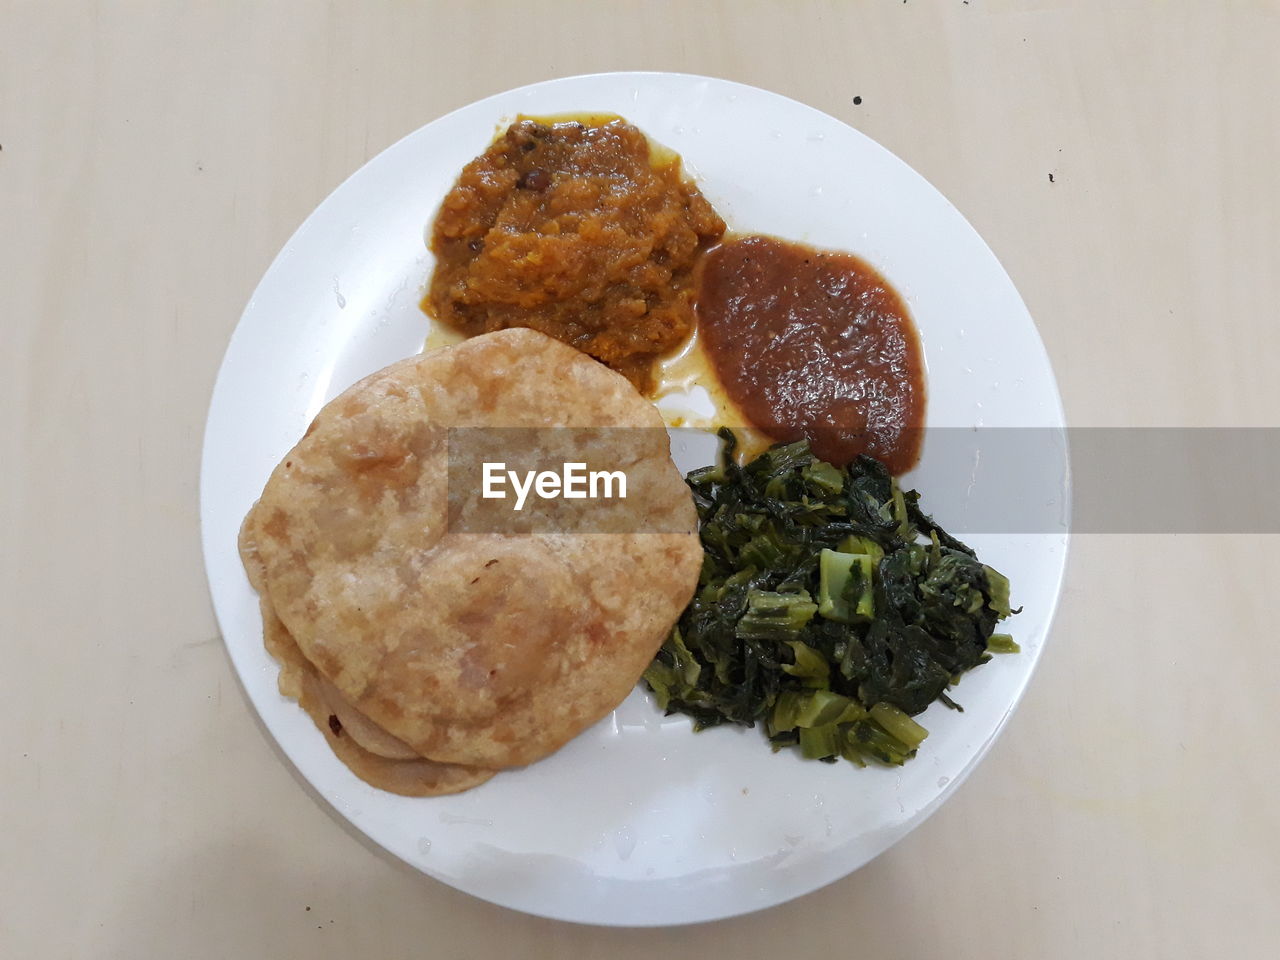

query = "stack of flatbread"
(239, 329), (701, 795)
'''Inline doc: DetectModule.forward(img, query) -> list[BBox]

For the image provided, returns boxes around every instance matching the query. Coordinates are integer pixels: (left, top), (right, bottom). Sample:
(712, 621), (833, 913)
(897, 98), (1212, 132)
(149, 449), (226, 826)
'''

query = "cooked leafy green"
(645, 430), (1019, 767)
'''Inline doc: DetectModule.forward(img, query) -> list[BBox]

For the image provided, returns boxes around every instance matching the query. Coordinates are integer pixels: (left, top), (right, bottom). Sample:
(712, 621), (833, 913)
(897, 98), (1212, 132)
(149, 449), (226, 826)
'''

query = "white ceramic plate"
(201, 72), (1069, 926)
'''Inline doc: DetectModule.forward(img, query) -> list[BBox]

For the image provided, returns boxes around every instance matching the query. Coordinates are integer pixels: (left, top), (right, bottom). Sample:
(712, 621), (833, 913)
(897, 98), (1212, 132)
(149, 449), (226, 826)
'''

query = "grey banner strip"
(446, 427), (1280, 535)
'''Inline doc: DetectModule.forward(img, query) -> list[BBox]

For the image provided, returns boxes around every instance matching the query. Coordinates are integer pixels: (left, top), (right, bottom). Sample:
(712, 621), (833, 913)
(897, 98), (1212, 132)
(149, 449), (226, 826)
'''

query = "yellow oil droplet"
(654, 328), (775, 463)
(422, 321), (467, 353)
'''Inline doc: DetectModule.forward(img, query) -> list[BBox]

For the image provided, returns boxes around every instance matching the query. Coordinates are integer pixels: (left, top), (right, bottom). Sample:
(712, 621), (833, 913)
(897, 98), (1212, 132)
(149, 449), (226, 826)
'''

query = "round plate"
(201, 72), (1068, 926)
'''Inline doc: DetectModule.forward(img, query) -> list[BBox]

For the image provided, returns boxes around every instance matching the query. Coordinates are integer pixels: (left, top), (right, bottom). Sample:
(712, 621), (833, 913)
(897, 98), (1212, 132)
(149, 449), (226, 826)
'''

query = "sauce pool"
(695, 235), (925, 474)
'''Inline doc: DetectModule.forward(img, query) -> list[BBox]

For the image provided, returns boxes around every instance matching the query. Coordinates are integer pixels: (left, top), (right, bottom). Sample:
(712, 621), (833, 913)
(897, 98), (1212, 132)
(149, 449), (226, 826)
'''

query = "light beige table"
(3, 2), (1276, 957)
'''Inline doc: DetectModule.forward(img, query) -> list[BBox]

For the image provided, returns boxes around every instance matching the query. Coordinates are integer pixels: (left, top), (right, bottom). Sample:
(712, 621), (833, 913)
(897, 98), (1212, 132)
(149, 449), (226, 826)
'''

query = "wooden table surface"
(3, 2), (1277, 957)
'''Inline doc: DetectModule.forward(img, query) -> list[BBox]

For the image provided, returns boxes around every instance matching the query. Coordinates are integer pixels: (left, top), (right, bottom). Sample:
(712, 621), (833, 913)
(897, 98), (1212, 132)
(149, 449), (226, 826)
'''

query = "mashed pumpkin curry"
(425, 118), (725, 394)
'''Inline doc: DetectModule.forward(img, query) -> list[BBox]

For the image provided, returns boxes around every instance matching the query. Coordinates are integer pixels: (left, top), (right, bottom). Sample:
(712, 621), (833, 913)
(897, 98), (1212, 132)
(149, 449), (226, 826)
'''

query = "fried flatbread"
(259, 594), (496, 796)
(243, 515), (495, 796)
(241, 328), (701, 781)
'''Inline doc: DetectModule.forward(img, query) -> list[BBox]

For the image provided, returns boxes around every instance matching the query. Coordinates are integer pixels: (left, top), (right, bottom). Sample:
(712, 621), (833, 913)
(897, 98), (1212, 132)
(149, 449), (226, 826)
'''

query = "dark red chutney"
(696, 235), (925, 474)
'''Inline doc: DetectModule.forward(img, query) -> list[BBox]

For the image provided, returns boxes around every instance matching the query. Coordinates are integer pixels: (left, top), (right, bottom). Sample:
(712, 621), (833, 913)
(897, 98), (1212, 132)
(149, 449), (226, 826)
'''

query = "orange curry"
(425, 118), (725, 394)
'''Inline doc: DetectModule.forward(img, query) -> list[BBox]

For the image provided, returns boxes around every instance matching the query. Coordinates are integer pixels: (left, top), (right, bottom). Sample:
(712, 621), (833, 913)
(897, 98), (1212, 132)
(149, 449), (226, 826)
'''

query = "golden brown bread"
(240, 328), (701, 789)
(259, 593), (495, 796)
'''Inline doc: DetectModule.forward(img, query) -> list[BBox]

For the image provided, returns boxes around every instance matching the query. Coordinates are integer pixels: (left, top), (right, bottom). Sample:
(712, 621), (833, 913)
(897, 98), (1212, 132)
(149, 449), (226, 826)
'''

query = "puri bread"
(240, 328), (701, 779)
(260, 594), (496, 796)
(242, 514), (495, 795)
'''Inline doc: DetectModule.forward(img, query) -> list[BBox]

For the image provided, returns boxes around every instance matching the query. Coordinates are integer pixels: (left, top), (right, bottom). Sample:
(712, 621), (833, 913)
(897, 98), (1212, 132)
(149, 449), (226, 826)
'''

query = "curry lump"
(425, 118), (725, 393)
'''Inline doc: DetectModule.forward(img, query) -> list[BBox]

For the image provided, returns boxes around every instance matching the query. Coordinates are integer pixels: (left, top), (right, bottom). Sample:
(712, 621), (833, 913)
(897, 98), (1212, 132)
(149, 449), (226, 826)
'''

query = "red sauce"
(696, 235), (925, 473)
